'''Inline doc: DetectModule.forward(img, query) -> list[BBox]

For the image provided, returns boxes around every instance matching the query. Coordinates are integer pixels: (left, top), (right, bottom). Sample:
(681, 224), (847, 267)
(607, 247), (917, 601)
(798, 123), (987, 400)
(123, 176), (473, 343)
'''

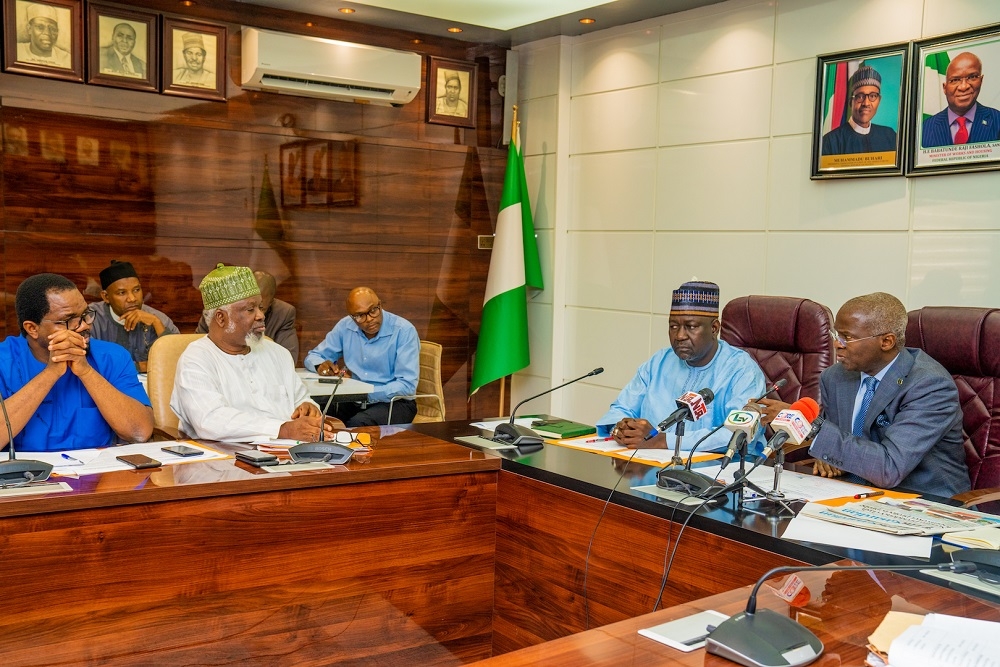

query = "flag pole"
(496, 105), (521, 418)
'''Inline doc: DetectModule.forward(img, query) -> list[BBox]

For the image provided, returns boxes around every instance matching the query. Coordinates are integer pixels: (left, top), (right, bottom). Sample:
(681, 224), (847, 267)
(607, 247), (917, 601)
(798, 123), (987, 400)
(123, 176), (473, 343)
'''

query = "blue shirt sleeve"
(304, 319), (347, 372)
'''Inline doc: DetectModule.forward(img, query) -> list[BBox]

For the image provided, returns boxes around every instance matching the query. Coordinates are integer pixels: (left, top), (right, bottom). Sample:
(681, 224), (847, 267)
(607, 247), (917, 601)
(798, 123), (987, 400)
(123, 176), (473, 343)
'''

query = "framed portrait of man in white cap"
(162, 17), (226, 101)
(811, 43), (909, 179)
(3, 0), (83, 82)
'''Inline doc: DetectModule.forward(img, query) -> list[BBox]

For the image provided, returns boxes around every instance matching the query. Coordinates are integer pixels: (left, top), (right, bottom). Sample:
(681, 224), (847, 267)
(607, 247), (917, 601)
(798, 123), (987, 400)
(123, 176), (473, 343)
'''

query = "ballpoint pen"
(854, 490), (885, 499)
(61, 453), (84, 465)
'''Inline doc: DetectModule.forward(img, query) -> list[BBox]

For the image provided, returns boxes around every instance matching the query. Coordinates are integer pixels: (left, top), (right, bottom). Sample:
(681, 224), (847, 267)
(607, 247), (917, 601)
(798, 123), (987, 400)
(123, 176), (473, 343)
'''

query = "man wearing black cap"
(90, 260), (179, 372)
(597, 281), (766, 453)
(821, 65), (898, 155)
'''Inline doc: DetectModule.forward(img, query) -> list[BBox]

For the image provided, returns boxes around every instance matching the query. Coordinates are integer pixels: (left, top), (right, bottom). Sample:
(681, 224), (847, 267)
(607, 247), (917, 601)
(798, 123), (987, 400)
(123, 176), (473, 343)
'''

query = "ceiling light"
(579, 17), (596, 24)
(180, 0), (195, 6)
(305, 21), (314, 27)
(447, 27), (463, 33)
(338, 8), (355, 14)
(411, 39), (422, 44)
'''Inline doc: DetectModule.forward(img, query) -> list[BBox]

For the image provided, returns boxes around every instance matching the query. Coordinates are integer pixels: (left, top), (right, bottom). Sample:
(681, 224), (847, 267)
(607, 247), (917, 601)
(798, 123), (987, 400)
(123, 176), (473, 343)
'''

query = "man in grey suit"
(100, 22), (145, 78)
(762, 292), (969, 497)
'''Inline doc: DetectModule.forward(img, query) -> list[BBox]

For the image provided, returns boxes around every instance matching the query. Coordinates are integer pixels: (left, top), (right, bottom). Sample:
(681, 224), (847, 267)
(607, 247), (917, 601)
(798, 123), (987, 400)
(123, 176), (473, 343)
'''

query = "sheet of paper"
(553, 437), (626, 453)
(696, 464), (871, 502)
(781, 510), (932, 558)
(44, 442), (228, 476)
(470, 418), (540, 433)
(889, 624), (1000, 667)
(868, 611), (926, 655)
(638, 609), (729, 652)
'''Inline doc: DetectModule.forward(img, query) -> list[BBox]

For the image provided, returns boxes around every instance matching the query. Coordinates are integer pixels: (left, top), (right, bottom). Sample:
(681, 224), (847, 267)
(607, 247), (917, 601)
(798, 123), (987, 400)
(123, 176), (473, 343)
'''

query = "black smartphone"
(235, 450), (279, 467)
(116, 454), (161, 469)
(161, 445), (203, 458)
(319, 377), (342, 384)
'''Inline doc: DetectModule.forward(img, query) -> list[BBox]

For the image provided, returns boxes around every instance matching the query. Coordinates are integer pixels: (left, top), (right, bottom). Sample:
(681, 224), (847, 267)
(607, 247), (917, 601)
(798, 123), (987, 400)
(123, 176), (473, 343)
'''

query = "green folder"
(529, 419), (596, 439)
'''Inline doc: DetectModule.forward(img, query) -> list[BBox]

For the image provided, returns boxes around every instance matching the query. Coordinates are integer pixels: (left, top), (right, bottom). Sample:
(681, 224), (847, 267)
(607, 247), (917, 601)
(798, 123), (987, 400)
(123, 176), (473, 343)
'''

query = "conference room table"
(2, 418), (998, 666)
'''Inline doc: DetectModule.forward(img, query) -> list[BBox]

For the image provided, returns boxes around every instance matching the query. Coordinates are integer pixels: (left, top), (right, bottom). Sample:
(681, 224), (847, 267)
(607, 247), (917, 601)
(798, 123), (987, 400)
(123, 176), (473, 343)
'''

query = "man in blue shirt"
(305, 287), (419, 426)
(0, 273), (153, 451)
(598, 281), (766, 453)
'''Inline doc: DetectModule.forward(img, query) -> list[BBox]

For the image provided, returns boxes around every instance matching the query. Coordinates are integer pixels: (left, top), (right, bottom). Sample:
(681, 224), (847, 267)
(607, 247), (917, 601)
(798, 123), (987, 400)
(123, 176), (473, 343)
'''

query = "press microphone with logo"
(0, 391), (53, 486)
(654, 388), (714, 434)
(492, 367), (604, 452)
(761, 397), (820, 459)
(705, 559), (979, 667)
(717, 409), (762, 472)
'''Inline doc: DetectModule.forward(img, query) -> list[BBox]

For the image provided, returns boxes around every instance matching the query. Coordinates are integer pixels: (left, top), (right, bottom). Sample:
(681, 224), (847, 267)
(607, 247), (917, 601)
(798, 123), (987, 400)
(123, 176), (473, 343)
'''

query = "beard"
(245, 331), (264, 351)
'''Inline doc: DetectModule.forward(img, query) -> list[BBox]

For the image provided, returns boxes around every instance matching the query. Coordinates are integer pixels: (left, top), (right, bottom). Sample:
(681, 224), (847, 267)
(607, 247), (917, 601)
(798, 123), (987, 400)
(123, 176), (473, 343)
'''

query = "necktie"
(122, 56), (133, 75)
(853, 376), (878, 437)
(955, 116), (969, 144)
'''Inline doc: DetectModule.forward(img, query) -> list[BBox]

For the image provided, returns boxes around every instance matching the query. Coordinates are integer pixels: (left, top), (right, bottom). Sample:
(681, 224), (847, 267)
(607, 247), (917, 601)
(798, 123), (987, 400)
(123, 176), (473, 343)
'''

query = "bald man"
(922, 51), (1000, 147)
(304, 287), (419, 426)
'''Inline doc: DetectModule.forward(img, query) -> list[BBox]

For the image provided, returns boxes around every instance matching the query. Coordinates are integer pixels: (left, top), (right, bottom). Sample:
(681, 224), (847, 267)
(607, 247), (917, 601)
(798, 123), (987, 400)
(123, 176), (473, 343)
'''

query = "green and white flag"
(470, 133), (543, 395)
(923, 51), (951, 123)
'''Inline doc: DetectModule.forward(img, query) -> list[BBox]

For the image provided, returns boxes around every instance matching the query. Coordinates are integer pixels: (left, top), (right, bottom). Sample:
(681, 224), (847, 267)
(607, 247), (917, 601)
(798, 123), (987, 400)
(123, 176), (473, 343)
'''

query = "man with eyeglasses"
(172, 264), (339, 442)
(16, 3), (72, 69)
(90, 260), (179, 372)
(760, 292), (968, 497)
(0, 273), (153, 451)
(304, 287), (419, 426)
(821, 65), (897, 156)
(922, 51), (1000, 148)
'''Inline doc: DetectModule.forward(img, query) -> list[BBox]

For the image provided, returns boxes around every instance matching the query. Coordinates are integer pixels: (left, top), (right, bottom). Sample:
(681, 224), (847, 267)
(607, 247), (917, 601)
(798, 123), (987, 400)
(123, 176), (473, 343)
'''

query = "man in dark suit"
(99, 22), (145, 78)
(821, 65), (897, 155)
(922, 51), (1000, 148)
(762, 292), (969, 498)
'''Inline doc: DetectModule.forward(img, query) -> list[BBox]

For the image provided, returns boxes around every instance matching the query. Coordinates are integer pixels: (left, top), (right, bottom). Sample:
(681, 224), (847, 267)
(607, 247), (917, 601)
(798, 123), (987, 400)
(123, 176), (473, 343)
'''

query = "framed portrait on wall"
(810, 43), (909, 179)
(281, 139), (357, 208)
(426, 56), (477, 128)
(2, 0), (83, 82)
(906, 24), (1000, 176)
(162, 17), (226, 101)
(86, 4), (158, 92)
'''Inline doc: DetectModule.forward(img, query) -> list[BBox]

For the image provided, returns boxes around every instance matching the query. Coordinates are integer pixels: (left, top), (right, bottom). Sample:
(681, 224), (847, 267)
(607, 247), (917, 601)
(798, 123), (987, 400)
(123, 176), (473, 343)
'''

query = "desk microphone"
(0, 392), (53, 486)
(705, 559), (979, 667)
(655, 388), (714, 433)
(493, 367), (604, 452)
(760, 397), (819, 459)
(289, 374), (353, 464)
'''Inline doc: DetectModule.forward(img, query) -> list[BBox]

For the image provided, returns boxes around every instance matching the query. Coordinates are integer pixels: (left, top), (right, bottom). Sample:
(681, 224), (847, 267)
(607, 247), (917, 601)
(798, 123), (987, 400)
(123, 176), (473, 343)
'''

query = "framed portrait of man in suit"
(86, 4), (157, 92)
(907, 24), (1000, 176)
(810, 43), (909, 179)
(2, 0), (83, 82)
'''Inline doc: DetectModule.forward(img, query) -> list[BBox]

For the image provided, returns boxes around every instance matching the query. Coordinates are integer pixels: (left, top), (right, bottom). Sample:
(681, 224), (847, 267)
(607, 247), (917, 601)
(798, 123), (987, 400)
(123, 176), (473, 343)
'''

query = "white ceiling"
(233, 0), (724, 45)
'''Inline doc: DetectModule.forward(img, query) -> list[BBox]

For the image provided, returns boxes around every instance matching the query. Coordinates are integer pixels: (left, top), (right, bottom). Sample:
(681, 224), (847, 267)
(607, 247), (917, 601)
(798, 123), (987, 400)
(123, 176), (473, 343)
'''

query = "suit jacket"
(100, 46), (145, 78)
(809, 347), (969, 497)
(196, 298), (299, 362)
(921, 104), (1000, 148)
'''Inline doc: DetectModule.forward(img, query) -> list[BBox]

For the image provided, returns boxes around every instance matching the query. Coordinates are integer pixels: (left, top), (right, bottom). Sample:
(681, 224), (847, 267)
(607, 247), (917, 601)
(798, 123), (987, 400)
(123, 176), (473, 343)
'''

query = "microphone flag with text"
(761, 397), (819, 459)
(718, 409), (762, 471)
(656, 388), (714, 432)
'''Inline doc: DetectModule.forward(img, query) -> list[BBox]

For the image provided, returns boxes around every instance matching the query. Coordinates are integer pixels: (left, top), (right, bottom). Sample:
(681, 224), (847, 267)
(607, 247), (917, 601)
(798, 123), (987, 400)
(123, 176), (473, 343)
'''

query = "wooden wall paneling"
(0, 471), (498, 666)
(492, 471), (806, 654)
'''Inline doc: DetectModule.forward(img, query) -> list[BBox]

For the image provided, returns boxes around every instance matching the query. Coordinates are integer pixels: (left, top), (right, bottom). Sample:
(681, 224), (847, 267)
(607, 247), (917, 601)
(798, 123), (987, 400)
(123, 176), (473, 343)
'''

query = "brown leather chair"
(720, 295), (836, 405)
(905, 307), (1000, 510)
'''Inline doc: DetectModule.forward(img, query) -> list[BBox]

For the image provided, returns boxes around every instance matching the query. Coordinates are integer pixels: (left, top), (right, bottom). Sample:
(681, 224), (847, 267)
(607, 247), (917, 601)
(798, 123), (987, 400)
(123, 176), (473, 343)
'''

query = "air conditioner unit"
(241, 27), (421, 107)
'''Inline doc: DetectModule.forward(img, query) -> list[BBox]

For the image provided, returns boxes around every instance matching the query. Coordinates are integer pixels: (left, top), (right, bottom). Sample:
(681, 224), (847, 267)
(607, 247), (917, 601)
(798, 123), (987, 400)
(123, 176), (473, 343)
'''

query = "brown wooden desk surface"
(473, 564), (1000, 666)
(0, 428), (500, 666)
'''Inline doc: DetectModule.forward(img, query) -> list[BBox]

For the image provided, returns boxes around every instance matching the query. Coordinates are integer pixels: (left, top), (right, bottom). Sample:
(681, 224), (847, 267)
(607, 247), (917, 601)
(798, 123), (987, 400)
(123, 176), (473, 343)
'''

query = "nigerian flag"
(470, 134), (543, 395)
(923, 51), (950, 122)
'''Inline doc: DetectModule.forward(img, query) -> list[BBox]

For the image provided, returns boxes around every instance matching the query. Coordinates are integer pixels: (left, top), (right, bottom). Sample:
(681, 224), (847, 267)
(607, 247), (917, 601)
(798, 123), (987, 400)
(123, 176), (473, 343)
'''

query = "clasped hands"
(317, 360), (352, 378)
(47, 329), (93, 378)
(756, 398), (842, 478)
(277, 402), (346, 442)
(610, 418), (664, 449)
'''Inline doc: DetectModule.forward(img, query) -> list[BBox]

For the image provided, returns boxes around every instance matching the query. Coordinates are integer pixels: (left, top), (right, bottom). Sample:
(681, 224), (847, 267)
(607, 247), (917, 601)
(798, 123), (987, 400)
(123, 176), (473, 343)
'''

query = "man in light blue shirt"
(304, 287), (419, 426)
(598, 281), (766, 454)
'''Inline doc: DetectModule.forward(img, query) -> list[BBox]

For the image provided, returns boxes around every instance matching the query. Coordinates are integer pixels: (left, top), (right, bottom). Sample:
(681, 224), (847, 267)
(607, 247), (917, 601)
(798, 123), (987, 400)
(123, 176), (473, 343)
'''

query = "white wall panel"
(659, 68), (772, 145)
(570, 150), (657, 230)
(572, 28), (660, 96)
(661, 1), (775, 81)
(565, 232), (654, 311)
(570, 87), (659, 154)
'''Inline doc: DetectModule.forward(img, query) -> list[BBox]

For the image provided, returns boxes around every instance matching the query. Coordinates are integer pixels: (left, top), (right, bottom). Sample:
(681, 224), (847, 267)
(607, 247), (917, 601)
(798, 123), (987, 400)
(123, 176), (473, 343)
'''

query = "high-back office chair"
(388, 340), (446, 424)
(146, 333), (204, 434)
(720, 296), (836, 405)
(905, 307), (1000, 511)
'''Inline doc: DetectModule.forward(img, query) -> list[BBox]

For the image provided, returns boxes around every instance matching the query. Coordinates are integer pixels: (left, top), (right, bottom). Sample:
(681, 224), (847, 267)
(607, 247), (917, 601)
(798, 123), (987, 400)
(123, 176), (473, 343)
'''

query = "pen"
(854, 490), (885, 499)
(643, 428), (659, 441)
(61, 453), (84, 465)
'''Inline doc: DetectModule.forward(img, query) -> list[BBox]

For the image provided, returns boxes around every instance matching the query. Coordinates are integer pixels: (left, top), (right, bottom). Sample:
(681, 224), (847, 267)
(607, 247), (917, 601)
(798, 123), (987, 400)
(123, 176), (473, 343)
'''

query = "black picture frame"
(810, 43), (909, 179)
(3, 0), (83, 82)
(426, 56), (477, 129)
(906, 23), (1000, 176)
(162, 17), (226, 101)
(87, 3), (158, 92)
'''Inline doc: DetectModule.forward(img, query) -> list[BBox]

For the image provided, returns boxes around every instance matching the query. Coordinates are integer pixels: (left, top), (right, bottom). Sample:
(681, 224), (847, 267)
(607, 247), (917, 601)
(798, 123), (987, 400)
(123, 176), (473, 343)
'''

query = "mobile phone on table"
(319, 377), (342, 384)
(161, 445), (203, 458)
(235, 450), (279, 467)
(116, 454), (161, 469)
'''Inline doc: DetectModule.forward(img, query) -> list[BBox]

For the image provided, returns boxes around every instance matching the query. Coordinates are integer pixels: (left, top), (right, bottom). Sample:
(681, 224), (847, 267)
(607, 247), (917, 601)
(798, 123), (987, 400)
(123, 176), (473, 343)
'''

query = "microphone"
(289, 377), (354, 465)
(493, 367), (603, 452)
(706, 559), (979, 667)
(760, 397), (819, 459)
(655, 388), (714, 432)
(717, 409), (762, 471)
(752, 378), (787, 403)
(0, 391), (53, 486)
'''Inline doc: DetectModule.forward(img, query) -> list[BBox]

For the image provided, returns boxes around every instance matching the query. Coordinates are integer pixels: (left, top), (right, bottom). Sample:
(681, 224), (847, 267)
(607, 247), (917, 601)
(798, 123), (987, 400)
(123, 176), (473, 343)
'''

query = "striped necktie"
(955, 116), (969, 144)
(853, 376), (878, 437)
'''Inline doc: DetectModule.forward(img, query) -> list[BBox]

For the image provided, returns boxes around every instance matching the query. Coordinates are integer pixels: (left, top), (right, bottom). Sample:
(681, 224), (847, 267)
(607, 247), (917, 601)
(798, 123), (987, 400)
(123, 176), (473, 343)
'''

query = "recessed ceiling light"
(412, 38), (422, 44)
(338, 7), (355, 14)
(305, 21), (314, 27)
(180, 0), (195, 6)
(579, 17), (596, 24)
(447, 27), (463, 33)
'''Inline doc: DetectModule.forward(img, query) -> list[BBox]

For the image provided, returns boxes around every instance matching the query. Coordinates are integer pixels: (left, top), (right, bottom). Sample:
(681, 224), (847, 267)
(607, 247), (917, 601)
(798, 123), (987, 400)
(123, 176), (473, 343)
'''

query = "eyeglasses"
(350, 303), (381, 322)
(43, 308), (96, 330)
(946, 73), (983, 86)
(852, 92), (881, 103)
(333, 431), (372, 446)
(829, 328), (890, 347)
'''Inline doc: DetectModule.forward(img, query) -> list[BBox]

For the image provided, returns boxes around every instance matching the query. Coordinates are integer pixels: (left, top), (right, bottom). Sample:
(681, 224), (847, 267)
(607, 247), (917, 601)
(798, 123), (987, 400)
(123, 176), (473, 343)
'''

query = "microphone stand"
(731, 440), (795, 517)
(667, 421), (685, 468)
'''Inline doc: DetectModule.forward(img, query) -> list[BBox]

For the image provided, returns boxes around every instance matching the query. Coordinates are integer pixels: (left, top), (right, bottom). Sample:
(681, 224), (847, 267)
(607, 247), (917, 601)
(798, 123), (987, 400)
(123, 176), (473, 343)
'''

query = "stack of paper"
(867, 612), (1000, 667)
(940, 525), (1000, 550)
(799, 497), (1000, 536)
